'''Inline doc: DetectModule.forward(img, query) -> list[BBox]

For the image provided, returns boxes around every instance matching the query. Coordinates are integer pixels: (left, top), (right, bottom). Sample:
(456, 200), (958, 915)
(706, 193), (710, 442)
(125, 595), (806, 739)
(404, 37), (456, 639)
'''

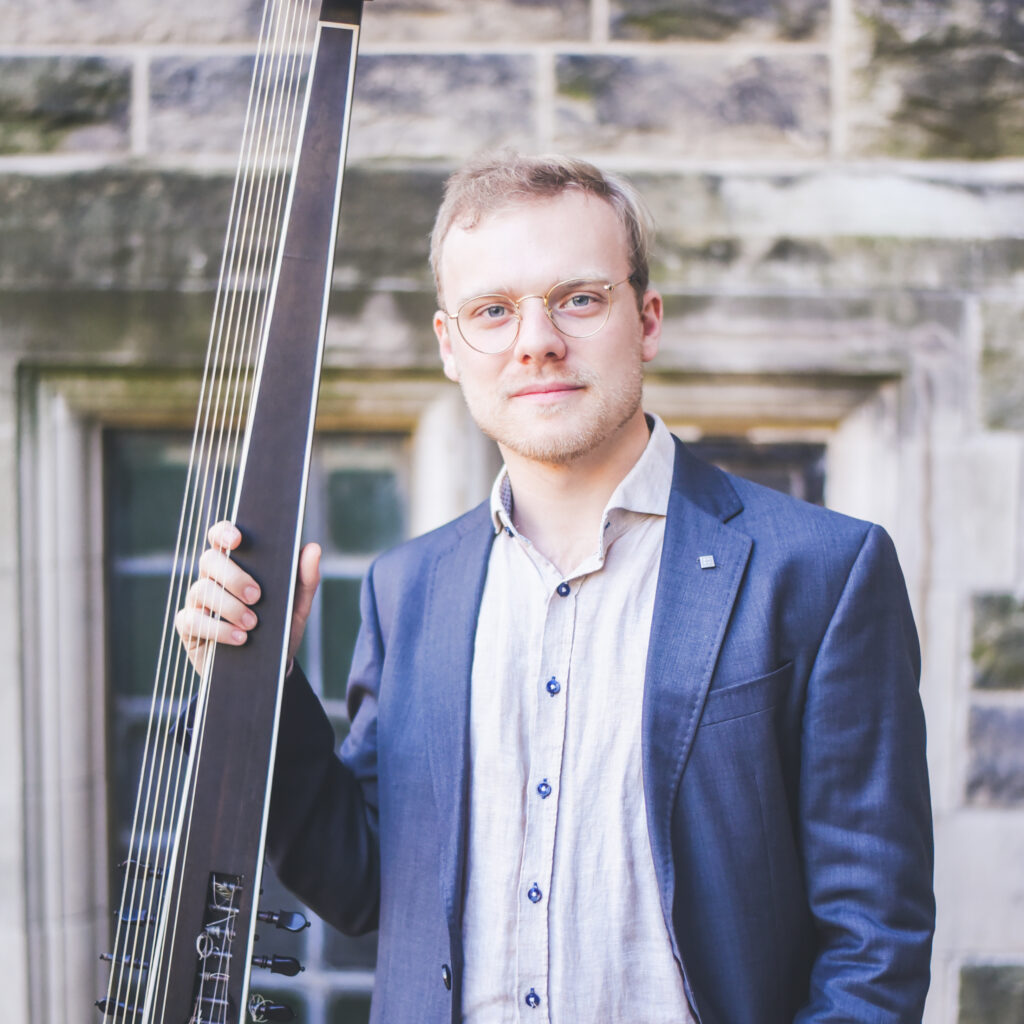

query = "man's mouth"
(508, 381), (584, 401)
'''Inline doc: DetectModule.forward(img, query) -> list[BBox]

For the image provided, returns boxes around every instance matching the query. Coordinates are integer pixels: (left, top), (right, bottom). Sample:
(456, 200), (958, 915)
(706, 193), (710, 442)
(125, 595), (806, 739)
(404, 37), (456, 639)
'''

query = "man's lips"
(508, 381), (585, 400)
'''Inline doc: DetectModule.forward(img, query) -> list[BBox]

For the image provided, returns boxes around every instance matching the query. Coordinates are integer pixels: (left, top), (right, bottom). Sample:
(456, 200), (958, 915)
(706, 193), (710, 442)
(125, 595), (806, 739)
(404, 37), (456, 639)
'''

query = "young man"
(177, 153), (934, 1023)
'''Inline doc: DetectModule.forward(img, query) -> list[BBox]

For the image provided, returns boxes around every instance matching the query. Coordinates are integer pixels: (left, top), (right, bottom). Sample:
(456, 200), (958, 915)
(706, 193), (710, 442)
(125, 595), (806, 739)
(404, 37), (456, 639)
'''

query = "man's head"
(430, 151), (654, 311)
(430, 152), (662, 471)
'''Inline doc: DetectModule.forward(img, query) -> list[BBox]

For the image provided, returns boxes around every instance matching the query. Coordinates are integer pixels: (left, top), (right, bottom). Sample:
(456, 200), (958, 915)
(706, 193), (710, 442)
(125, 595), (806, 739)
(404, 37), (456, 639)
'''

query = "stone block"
(966, 706), (1024, 806)
(850, 0), (1024, 158)
(958, 963), (1024, 1024)
(973, 595), (1024, 691)
(150, 51), (537, 160)
(0, 291), (215, 364)
(627, 171), (1024, 291)
(0, 0), (263, 44)
(149, 56), (257, 156)
(324, 289), (442, 370)
(555, 54), (829, 158)
(980, 301), (1024, 432)
(0, 56), (130, 155)
(349, 55), (536, 160)
(610, 0), (829, 42)
(0, 171), (234, 291)
(930, 439), (1020, 589)
(0, 166), (443, 294)
(362, 0), (588, 44)
(654, 291), (956, 376)
(334, 166), (445, 286)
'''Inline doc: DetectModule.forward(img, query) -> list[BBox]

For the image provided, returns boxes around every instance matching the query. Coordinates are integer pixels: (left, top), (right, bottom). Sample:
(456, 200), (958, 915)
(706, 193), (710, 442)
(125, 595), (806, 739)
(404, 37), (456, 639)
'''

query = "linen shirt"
(460, 415), (694, 1024)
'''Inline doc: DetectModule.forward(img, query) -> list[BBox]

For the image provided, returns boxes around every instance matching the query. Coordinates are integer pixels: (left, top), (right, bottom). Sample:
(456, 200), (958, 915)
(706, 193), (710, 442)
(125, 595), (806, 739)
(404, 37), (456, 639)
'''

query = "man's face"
(433, 191), (662, 468)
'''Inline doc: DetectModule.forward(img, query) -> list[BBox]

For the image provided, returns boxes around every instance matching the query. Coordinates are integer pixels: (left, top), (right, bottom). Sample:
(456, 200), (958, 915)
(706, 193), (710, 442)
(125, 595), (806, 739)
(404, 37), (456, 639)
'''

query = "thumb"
(288, 542), (322, 662)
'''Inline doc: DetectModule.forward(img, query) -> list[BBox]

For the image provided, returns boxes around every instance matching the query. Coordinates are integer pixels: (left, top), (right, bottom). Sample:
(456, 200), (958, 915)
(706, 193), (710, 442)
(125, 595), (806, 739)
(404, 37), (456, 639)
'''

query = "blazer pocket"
(699, 661), (793, 726)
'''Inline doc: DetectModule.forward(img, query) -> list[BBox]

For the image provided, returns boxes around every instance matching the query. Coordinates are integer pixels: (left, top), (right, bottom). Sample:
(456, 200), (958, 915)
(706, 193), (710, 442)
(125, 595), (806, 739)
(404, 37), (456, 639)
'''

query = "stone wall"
(1, 1), (1023, 1021)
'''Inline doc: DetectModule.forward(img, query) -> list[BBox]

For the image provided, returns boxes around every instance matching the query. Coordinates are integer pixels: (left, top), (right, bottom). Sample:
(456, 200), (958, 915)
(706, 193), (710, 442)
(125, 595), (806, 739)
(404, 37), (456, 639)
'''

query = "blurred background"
(2, 0), (1023, 1021)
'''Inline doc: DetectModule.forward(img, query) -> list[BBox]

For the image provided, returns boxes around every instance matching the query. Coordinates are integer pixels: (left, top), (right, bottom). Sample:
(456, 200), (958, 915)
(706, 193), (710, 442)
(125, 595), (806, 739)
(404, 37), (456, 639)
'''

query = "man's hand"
(174, 520), (322, 675)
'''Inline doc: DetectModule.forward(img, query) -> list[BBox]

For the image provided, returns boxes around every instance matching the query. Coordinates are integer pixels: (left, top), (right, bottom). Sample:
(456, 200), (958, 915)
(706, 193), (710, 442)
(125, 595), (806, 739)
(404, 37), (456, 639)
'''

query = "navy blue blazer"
(268, 437), (934, 1023)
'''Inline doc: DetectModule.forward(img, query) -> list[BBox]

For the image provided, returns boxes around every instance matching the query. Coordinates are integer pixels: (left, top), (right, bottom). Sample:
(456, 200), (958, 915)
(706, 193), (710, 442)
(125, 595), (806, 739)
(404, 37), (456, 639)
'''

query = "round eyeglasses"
(444, 276), (634, 355)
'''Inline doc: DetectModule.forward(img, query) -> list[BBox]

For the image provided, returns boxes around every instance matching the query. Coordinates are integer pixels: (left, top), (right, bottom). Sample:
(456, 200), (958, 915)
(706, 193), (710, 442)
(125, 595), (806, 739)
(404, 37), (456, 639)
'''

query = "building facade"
(2, 0), (1023, 1021)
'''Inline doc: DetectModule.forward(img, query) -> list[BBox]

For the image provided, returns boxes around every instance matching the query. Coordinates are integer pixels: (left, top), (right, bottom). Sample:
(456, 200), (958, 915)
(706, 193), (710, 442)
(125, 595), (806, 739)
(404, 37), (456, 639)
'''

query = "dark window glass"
(105, 429), (408, 1023)
(690, 437), (826, 504)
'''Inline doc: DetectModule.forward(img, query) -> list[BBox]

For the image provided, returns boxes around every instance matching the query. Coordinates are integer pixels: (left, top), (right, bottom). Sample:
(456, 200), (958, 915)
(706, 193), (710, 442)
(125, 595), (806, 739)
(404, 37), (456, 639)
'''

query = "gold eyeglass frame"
(444, 276), (634, 355)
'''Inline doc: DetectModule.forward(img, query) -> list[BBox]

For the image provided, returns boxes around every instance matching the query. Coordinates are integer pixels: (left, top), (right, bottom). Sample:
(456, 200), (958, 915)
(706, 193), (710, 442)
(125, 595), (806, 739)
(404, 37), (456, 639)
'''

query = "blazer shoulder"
(671, 437), (881, 567)
(368, 499), (492, 590)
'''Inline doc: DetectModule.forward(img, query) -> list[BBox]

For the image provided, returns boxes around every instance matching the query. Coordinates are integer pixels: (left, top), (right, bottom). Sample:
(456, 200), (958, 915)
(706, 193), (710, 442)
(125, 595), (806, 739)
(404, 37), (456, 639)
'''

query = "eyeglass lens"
(456, 279), (616, 353)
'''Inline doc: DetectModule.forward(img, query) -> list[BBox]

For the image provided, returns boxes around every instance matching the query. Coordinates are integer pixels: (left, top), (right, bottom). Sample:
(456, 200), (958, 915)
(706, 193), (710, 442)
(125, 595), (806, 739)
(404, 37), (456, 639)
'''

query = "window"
(689, 436), (826, 504)
(105, 429), (410, 1024)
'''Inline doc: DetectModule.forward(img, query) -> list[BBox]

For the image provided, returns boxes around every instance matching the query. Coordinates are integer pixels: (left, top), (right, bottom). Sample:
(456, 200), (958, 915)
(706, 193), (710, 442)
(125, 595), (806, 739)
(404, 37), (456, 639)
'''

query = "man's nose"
(513, 296), (566, 362)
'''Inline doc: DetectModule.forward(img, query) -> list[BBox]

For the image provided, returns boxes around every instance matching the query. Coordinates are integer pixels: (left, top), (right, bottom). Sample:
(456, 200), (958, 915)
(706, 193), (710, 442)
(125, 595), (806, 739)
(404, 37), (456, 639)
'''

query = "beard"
(459, 359), (645, 467)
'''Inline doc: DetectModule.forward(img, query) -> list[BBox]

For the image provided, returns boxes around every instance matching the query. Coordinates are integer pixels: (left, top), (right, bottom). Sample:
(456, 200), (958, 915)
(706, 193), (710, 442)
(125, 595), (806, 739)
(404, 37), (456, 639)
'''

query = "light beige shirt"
(461, 414), (695, 1024)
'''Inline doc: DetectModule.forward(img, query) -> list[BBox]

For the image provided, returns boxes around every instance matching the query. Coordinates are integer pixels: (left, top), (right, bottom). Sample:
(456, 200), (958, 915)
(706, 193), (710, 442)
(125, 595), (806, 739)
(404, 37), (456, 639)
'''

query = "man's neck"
(500, 411), (652, 575)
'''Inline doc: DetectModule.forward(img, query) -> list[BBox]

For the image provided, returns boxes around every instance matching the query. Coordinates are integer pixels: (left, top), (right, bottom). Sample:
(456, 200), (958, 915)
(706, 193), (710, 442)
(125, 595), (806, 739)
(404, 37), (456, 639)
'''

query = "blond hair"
(430, 151), (654, 308)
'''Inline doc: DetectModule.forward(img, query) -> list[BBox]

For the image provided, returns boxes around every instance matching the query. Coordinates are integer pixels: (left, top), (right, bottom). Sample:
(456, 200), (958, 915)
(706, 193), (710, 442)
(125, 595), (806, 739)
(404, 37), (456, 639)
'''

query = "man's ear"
(434, 312), (460, 382)
(639, 289), (662, 364)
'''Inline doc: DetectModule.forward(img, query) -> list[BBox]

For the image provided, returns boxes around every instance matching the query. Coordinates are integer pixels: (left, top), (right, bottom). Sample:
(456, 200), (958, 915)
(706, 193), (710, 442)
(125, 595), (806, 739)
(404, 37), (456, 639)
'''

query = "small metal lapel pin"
(698, 554), (717, 570)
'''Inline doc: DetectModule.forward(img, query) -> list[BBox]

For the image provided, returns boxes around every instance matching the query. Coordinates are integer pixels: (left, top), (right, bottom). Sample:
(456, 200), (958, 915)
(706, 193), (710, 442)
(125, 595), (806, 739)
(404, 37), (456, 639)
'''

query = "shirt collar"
(489, 412), (676, 536)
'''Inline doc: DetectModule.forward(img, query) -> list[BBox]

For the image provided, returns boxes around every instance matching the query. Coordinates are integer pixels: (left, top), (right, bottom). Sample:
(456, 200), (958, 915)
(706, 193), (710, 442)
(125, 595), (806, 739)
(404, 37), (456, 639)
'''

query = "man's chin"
(494, 422), (608, 467)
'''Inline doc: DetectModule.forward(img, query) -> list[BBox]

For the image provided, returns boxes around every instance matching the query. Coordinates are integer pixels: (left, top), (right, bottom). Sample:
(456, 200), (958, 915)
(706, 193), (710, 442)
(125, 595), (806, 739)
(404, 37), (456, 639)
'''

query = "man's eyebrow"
(455, 272), (620, 304)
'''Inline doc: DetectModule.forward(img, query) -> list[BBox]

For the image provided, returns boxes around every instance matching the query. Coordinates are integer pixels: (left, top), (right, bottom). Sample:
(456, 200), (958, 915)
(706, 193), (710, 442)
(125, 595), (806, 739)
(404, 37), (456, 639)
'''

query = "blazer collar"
(643, 439), (752, 958)
(422, 502), (493, 937)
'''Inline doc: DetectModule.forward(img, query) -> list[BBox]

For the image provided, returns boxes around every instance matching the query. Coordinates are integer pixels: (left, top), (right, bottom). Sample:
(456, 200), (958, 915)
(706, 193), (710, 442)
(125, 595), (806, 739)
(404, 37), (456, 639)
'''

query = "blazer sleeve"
(795, 524), (935, 1021)
(266, 561), (385, 936)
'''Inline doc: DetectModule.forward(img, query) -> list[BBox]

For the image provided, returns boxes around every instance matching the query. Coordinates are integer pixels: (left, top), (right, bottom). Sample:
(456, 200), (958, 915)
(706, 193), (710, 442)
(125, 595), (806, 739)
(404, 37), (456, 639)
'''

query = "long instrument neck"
(101, 4), (368, 1022)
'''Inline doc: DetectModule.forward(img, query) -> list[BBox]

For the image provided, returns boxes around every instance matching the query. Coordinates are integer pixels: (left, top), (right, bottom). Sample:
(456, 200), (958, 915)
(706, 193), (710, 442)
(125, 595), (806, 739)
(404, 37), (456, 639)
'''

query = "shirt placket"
(515, 568), (578, 1021)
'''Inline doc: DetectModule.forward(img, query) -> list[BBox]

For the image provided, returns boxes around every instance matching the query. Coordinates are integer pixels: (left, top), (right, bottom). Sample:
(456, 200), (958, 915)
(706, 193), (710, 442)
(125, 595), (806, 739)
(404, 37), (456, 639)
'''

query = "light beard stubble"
(460, 362), (645, 467)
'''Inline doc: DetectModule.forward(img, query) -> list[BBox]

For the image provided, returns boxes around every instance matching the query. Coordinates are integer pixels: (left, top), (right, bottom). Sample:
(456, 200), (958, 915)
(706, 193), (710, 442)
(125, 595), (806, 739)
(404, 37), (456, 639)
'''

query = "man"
(177, 153), (934, 1023)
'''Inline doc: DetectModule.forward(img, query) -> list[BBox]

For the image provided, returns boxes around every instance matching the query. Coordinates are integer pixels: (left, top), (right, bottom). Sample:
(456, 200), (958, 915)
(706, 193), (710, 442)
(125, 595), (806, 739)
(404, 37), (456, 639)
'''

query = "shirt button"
(556, 581), (571, 597)
(525, 989), (541, 1009)
(441, 964), (452, 991)
(545, 677), (561, 696)
(537, 779), (552, 798)
(527, 883), (543, 903)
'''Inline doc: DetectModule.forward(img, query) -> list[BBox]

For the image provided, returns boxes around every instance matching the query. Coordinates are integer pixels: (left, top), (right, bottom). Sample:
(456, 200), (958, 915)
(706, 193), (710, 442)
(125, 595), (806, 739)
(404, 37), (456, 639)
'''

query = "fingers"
(174, 601), (252, 650)
(207, 519), (242, 553)
(196, 546), (262, 610)
(175, 522), (326, 675)
(175, 521), (258, 672)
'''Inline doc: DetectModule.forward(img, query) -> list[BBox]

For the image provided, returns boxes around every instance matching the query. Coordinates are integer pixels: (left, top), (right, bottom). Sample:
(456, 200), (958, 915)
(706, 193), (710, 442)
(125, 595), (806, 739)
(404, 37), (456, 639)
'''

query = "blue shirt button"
(527, 883), (543, 903)
(556, 581), (571, 597)
(546, 677), (561, 696)
(537, 779), (552, 798)
(525, 989), (541, 1009)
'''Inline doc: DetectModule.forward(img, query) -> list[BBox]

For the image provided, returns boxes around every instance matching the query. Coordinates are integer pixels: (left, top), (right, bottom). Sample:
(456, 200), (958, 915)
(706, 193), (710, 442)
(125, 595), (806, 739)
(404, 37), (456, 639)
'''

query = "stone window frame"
(17, 364), (908, 1020)
(16, 367), (494, 1021)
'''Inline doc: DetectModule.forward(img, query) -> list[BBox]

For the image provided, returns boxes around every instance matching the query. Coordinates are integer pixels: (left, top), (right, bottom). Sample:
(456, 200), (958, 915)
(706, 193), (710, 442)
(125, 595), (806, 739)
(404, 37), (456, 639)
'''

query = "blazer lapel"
(643, 441), (751, 949)
(421, 504), (494, 931)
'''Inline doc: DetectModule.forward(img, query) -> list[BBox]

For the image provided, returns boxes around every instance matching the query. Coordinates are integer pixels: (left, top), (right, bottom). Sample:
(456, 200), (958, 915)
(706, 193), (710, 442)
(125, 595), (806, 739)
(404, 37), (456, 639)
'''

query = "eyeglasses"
(443, 276), (634, 355)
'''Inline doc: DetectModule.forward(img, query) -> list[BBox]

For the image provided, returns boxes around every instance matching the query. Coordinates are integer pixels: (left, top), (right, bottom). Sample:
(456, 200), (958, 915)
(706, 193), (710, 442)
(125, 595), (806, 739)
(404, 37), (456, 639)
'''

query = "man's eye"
(557, 289), (605, 312)
(466, 298), (514, 324)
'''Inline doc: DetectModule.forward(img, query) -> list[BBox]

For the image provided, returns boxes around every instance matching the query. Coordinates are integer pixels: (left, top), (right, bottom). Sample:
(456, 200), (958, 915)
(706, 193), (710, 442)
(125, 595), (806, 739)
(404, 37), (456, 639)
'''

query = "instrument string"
(154, 2), (312, 1017)
(107, 2), (319, 1021)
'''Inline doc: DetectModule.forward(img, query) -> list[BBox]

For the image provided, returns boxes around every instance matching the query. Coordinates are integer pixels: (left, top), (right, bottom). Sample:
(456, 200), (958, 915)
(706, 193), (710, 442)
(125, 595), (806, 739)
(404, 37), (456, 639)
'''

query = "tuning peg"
(99, 951), (149, 970)
(252, 953), (304, 977)
(118, 858), (164, 879)
(169, 695), (197, 751)
(95, 997), (140, 1018)
(247, 994), (295, 1022)
(118, 908), (150, 925)
(256, 909), (309, 932)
